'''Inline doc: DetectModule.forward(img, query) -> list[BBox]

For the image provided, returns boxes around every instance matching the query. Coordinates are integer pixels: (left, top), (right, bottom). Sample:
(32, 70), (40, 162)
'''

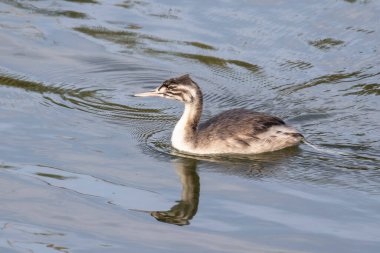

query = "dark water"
(1, 0), (379, 252)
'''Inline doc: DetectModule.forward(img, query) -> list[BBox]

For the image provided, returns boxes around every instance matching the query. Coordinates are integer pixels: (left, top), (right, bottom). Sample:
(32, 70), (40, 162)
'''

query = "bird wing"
(197, 109), (285, 141)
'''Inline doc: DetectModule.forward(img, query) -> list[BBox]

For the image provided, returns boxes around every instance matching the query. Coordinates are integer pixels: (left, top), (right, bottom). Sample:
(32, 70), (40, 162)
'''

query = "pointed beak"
(129, 208), (153, 214)
(134, 89), (161, 97)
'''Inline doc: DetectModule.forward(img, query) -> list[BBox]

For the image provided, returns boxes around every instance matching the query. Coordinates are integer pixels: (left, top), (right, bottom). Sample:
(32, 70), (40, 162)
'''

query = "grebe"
(135, 74), (303, 155)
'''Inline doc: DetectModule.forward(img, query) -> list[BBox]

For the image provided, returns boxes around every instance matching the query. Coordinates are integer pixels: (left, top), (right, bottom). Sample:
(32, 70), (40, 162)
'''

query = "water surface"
(0, 0), (379, 252)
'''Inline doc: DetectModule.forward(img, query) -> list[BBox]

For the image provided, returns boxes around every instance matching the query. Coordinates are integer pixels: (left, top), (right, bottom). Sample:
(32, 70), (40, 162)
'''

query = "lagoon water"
(0, 0), (379, 252)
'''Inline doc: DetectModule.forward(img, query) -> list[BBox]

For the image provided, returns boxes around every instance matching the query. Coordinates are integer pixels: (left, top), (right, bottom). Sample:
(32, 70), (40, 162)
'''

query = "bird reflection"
(138, 146), (300, 226)
(150, 158), (199, 226)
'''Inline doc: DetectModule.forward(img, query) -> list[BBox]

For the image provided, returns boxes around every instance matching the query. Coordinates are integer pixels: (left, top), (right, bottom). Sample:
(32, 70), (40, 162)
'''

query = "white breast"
(171, 105), (195, 153)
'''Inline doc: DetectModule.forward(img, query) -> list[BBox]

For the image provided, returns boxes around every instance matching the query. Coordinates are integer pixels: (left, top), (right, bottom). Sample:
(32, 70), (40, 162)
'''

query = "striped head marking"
(157, 74), (200, 103)
(135, 74), (201, 103)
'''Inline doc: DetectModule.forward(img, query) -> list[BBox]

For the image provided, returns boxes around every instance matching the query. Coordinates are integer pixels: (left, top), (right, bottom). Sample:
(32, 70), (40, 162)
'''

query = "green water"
(0, 0), (379, 252)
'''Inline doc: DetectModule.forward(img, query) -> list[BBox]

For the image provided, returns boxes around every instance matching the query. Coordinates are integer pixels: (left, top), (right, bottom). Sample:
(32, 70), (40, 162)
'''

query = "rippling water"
(1, 0), (379, 252)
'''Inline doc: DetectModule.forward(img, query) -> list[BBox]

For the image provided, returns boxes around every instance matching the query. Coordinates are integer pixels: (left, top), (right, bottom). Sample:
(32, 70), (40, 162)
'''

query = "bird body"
(135, 74), (303, 155)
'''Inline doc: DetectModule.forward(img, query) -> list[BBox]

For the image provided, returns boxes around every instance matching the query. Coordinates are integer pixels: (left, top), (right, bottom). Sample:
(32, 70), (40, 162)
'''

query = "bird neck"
(171, 95), (203, 151)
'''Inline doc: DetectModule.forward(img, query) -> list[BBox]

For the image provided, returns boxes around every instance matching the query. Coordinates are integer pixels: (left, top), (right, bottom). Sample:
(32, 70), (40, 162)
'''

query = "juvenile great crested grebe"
(135, 74), (303, 155)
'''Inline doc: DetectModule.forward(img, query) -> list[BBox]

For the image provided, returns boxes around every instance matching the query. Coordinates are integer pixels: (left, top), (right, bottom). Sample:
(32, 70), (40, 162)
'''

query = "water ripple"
(2, 0), (88, 19)
(280, 70), (380, 94)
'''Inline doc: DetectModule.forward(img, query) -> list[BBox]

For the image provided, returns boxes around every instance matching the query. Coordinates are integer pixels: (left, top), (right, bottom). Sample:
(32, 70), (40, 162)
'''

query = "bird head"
(135, 74), (201, 103)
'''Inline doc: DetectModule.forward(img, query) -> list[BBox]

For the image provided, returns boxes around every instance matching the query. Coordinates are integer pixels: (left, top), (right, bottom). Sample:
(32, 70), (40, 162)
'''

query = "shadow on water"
(280, 70), (380, 94)
(1, 147), (300, 227)
(0, 73), (96, 99)
(74, 26), (262, 74)
(27, 147), (297, 227)
(343, 83), (380, 96)
(2, 0), (88, 19)
(133, 147), (305, 226)
(133, 158), (200, 226)
(0, 71), (171, 122)
(308, 38), (345, 51)
(64, 0), (98, 4)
